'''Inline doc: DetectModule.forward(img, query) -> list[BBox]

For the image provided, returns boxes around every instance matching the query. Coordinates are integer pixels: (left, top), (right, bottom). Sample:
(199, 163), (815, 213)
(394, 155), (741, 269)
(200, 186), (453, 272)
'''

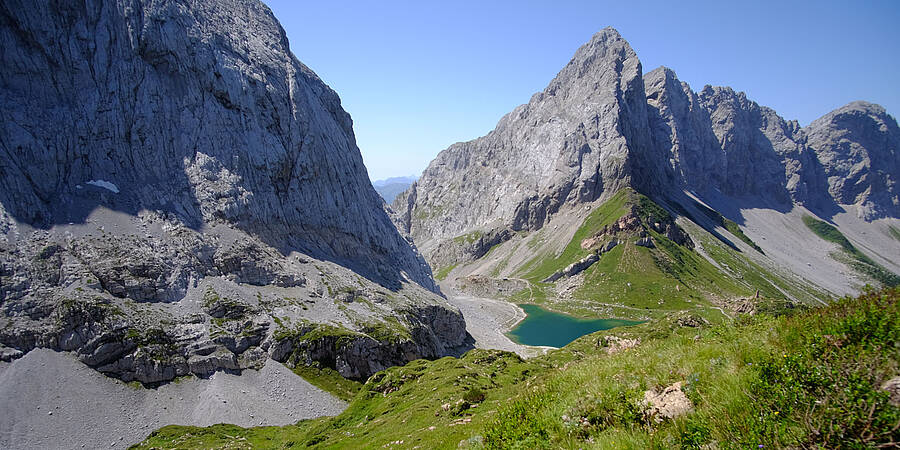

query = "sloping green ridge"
(136, 288), (900, 449)
(518, 188), (633, 282)
(507, 190), (808, 320)
(803, 215), (900, 287)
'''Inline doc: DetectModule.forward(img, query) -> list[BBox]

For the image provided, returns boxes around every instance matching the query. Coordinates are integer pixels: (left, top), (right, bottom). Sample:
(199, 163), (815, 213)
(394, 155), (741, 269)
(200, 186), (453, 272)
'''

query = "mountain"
(133, 26), (900, 450)
(0, 0), (466, 390)
(372, 176), (417, 203)
(393, 27), (900, 319)
(804, 101), (900, 219)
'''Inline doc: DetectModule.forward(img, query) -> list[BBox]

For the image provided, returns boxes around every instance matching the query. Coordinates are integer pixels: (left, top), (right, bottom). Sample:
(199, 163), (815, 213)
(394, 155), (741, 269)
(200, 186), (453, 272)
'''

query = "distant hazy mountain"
(372, 175), (417, 203)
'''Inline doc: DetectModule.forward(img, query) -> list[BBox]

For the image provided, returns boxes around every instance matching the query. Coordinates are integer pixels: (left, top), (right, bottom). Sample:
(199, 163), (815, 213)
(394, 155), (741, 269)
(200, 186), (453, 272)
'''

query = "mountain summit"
(395, 28), (658, 245)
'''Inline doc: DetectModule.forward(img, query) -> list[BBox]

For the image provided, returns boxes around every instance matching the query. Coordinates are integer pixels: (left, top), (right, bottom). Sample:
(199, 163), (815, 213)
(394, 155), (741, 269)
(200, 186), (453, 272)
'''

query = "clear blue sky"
(264, 0), (900, 181)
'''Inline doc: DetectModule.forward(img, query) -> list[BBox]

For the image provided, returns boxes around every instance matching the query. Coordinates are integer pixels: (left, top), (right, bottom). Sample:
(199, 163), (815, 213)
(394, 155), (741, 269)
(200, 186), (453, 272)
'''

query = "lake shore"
(440, 283), (552, 358)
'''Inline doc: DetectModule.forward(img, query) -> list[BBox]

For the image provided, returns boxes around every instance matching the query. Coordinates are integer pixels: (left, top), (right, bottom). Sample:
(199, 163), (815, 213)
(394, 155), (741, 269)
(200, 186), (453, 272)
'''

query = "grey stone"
(393, 28), (660, 263)
(542, 253), (599, 283)
(635, 236), (654, 248)
(881, 376), (900, 407)
(805, 101), (900, 219)
(0, 0), (467, 385)
(602, 239), (619, 253)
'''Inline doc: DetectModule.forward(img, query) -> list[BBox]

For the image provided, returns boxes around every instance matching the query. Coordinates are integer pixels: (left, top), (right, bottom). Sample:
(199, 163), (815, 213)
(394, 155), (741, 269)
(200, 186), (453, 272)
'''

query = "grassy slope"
(890, 225), (900, 242)
(136, 288), (900, 449)
(517, 188), (633, 283)
(502, 190), (813, 321)
(290, 366), (362, 402)
(434, 264), (457, 281)
(803, 215), (900, 287)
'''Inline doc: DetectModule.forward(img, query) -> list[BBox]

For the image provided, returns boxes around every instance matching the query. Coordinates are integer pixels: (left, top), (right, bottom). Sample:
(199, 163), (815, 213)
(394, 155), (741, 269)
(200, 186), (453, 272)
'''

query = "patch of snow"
(85, 179), (119, 193)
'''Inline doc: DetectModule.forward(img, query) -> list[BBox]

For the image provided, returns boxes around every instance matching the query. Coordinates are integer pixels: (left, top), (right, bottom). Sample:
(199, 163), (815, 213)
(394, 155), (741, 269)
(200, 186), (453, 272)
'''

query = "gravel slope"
(0, 349), (345, 449)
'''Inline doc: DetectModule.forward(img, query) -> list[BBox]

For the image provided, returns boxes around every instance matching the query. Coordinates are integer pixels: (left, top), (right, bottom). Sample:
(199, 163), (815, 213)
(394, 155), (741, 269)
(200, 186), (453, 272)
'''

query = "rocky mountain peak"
(395, 27), (662, 256)
(402, 28), (898, 271)
(804, 101), (900, 218)
(547, 27), (640, 93)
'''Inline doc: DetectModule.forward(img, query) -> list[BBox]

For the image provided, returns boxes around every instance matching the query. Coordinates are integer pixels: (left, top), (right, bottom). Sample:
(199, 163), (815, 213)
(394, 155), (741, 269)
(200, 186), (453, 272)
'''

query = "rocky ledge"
(0, 214), (467, 384)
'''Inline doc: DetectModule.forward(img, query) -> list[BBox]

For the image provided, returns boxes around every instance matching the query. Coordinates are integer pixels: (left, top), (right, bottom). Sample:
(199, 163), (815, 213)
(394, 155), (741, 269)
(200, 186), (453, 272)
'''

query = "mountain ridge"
(392, 27), (900, 307)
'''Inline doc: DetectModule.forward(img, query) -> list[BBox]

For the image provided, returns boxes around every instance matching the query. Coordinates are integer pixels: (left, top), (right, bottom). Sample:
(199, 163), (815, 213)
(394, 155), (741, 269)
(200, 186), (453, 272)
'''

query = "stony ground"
(441, 283), (550, 358)
(0, 349), (345, 449)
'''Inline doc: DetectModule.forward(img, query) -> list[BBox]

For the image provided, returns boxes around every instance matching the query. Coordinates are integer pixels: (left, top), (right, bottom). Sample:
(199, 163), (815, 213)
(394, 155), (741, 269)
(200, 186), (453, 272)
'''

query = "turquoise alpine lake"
(507, 304), (641, 347)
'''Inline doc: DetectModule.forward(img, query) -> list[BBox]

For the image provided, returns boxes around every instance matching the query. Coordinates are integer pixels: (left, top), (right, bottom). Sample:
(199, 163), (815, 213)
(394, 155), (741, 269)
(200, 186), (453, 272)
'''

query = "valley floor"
(0, 350), (345, 449)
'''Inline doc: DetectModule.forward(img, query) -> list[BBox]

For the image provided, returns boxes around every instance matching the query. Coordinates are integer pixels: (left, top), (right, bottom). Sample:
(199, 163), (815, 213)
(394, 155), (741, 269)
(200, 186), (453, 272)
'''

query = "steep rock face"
(804, 101), (900, 219)
(394, 28), (661, 256)
(644, 67), (827, 208)
(398, 27), (898, 283)
(0, 0), (467, 383)
(0, 0), (433, 290)
(644, 67), (723, 194)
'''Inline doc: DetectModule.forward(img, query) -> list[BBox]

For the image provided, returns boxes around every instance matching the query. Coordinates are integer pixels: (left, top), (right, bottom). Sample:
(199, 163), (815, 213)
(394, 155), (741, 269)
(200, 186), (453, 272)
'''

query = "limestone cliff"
(396, 28), (899, 279)
(0, 0), (466, 383)
(804, 101), (900, 219)
(394, 28), (665, 256)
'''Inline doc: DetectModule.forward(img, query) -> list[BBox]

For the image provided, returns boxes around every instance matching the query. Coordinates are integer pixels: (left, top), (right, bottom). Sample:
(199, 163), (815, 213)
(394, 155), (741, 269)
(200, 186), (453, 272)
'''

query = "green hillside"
(493, 190), (825, 321)
(136, 287), (900, 449)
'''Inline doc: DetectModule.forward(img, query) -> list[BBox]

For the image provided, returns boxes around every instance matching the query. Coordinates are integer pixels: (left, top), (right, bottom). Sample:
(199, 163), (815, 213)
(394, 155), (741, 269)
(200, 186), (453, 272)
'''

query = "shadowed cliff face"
(643, 67), (833, 216)
(805, 101), (900, 219)
(0, 0), (434, 291)
(0, 0), (474, 386)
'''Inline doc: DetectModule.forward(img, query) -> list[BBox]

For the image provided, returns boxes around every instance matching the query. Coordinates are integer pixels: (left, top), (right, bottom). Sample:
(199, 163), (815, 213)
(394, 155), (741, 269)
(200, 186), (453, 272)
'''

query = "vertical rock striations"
(394, 28), (664, 256)
(644, 67), (830, 211)
(804, 101), (900, 219)
(0, 0), (434, 291)
(0, 0), (466, 383)
(398, 27), (899, 269)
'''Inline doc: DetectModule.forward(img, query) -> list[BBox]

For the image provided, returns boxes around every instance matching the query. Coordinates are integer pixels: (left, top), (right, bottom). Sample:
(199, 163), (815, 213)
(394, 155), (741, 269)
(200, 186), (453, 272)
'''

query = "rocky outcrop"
(882, 376), (900, 407)
(635, 236), (654, 248)
(804, 101), (900, 219)
(543, 253), (600, 283)
(269, 304), (467, 380)
(0, 230), (466, 384)
(0, 226), (468, 384)
(423, 228), (514, 272)
(600, 335), (640, 354)
(642, 382), (693, 423)
(0, 0), (467, 384)
(644, 67), (828, 209)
